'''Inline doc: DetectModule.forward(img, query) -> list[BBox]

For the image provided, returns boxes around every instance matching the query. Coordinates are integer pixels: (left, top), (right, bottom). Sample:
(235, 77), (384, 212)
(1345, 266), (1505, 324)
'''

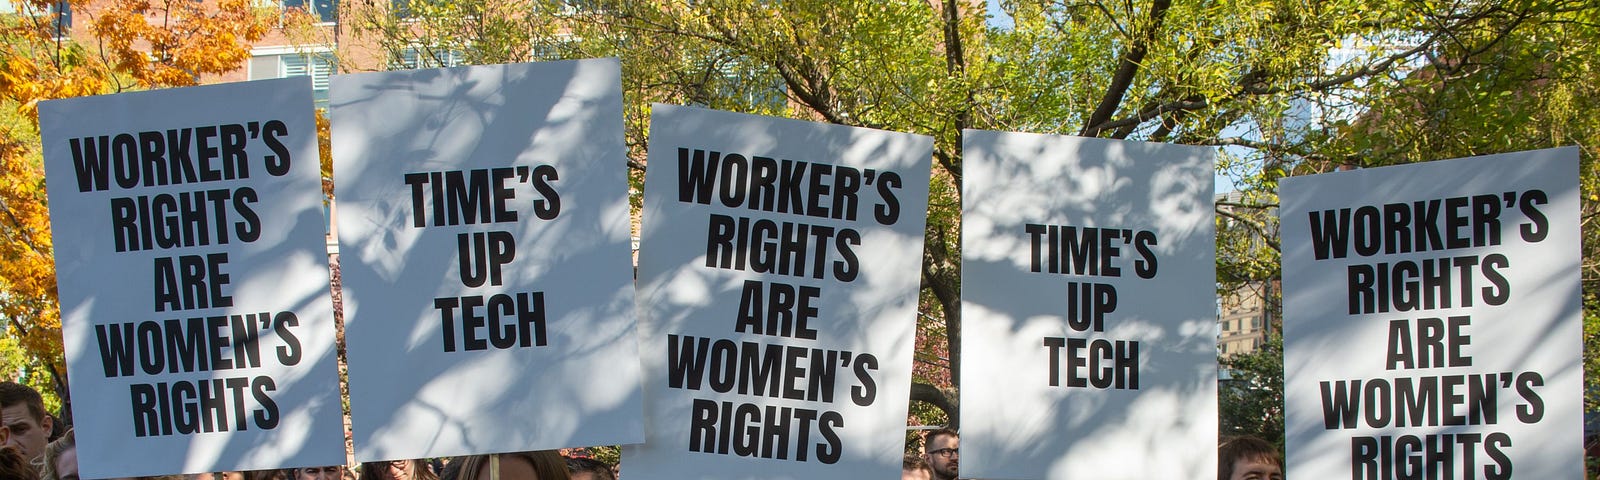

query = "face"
(384, 460), (413, 480)
(297, 466), (343, 480)
(569, 473), (601, 480)
(1228, 456), (1283, 480)
(1, 402), (50, 459)
(924, 434), (959, 480)
(901, 467), (931, 480)
(54, 445), (79, 480)
(475, 455), (538, 480)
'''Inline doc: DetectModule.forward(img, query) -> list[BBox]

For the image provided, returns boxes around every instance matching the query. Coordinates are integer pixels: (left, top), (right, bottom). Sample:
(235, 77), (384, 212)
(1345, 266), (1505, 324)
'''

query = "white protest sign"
(39, 78), (345, 477)
(960, 131), (1217, 479)
(1280, 148), (1582, 479)
(331, 59), (643, 461)
(622, 104), (930, 479)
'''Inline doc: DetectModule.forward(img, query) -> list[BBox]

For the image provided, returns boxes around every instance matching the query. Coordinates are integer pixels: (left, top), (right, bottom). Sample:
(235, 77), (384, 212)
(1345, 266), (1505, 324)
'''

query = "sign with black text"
(331, 59), (643, 461)
(622, 105), (930, 478)
(1280, 148), (1583, 479)
(960, 131), (1217, 479)
(39, 79), (345, 477)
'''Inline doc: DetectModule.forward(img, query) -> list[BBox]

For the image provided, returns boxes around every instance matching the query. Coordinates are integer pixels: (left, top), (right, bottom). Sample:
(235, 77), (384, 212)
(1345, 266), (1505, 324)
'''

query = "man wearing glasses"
(922, 428), (959, 480)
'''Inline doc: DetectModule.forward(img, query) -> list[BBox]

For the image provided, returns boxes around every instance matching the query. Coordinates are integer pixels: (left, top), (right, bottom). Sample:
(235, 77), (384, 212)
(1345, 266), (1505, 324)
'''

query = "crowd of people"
(0, 381), (1283, 479)
(0, 381), (622, 480)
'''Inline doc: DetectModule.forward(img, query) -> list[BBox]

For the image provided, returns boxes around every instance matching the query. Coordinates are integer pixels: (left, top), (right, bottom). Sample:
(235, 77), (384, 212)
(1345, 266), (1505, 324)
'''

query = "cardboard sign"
(331, 59), (643, 461)
(622, 105), (930, 478)
(960, 131), (1218, 479)
(39, 78), (345, 477)
(1280, 148), (1583, 479)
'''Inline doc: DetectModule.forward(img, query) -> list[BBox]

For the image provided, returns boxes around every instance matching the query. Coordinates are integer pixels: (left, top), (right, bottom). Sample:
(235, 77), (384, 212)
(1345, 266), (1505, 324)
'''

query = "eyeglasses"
(930, 448), (959, 458)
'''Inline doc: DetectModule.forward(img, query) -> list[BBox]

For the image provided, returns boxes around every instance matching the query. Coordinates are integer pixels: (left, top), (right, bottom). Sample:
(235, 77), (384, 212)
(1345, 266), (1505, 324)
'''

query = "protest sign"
(622, 104), (930, 478)
(39, 78), (345, 477)
(331, 59), (643, 461)
(960, 131), (1217, 479)
(1280, 148), (1583, 479)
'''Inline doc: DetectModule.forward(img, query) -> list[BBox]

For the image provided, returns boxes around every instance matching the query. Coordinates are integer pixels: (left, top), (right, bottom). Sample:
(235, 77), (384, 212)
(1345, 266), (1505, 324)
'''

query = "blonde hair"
(37, 428), (73, 480)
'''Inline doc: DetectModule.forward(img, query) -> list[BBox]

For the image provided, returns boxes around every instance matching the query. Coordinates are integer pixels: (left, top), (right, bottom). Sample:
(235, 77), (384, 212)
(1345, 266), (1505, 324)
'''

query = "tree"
(0, 0), (273, 418)
(1288, 0), (1600, 407)
(1220, 332), (1284, 447)
(1213, 0), (1600, 444)
(335, 0), (1596, 427)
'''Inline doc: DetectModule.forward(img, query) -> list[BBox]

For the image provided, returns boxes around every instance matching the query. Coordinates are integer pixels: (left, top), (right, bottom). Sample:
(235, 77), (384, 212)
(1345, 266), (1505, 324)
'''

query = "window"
(2, 0), (71, 37)
(389, 0), (414, 18)
(559, 0), (602, 15)
(393, 46), (466, 70)
(48, 0), (69, 37)
(528, 35), (573, 62)
(250, 47), (336, 105)
(283, 0), (335, 23)
(687, 54), (786, 111)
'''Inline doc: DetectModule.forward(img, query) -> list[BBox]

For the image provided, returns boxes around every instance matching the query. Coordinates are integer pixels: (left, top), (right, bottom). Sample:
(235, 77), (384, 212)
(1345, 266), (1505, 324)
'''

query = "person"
(358, 460), (436, 480)
(562, 457), (611, 480)
(39, 428), (74, 480)
(240, 470), (290, 480)
(922, 428), (958, 480)
(0, 423), (35, 480)
(1218, 435), (1282, 480)
(443, 452), (567, 480)
(292, 466), (344, 480)
(902, 455), (932, 480)
(0, 442), (36, 480)
(0, 381), (54, 460)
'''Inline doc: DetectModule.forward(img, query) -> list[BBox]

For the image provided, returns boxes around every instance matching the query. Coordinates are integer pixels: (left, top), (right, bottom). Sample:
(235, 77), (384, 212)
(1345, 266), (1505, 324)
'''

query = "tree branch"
(1082, 96), (1207, 137)
(1078, 0), (1171, 136)
(911, 382), (957, 428)
(1215, 206), (1281, 252)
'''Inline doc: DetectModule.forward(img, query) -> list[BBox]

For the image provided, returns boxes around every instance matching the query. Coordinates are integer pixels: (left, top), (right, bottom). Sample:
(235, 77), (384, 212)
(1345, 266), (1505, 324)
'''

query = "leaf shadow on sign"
(62, 199), (350, 477)
(330, 60), (642, 463)
(1279, 151), (1584, 479)
(958, 135), (1216, 479)
(628, 107), (930, 478)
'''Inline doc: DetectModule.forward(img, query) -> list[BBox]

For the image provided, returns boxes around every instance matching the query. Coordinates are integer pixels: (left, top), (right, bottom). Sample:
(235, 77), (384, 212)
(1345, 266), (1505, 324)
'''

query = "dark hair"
(0, 381), (46, 423)
(1218, 435), (1281, 480)
(903, 455), (931, 472)
(924, 427), (959, 450)
(449, 451), (569, 480)
(0, 445), (38, 480)
(564, 457), (612, 480)
(242, 469), (291, 480)
(360, 460), (439, 480)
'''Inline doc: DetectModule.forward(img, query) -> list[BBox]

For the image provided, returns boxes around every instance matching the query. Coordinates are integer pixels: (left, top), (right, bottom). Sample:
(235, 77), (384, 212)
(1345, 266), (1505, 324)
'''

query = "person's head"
(294, 466), (343, 480)
(563, 457), (612, 480)
(922, 428), (958, 480)
(241, 469), (289, 480)
(453, 451), (568, 480)
(39, 428), (75, 480)
(0, 442), (38, 480)
(1218, 435), (1282, 480)
(902, 455), (932, 480)
(0, 381), (53, 459)
(360, 460), (437, 480)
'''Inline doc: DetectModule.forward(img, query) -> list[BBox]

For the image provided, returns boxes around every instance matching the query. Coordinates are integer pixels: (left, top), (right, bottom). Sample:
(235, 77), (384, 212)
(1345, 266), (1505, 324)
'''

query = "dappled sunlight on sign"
(961, 130), (1216, 479)
(332, 59), (644, 461)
